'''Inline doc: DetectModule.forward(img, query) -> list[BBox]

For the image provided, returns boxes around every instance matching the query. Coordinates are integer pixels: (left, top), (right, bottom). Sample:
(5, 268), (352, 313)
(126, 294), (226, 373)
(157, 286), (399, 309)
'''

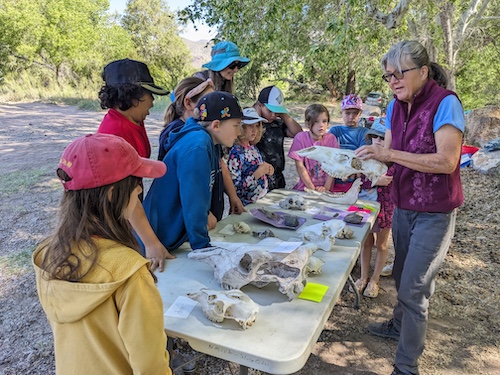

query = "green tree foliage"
(35, 0), (111, 80)
(122, 0), (193, 89)
(0, 0), (46, 75)
(179, 0), (404, 100)
(180, 0), (498, 108)
(456, 44), (500, 110)
(0, 0), (136, 83)
(0, 0), (497, 109)
(0, 0), (193, 101)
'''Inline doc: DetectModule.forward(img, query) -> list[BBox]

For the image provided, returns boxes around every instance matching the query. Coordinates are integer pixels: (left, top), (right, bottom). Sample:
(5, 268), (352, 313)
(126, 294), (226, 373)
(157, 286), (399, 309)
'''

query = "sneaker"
(171, 352), (197, 374)
(368, 319), (400, 340)
(381, 263), (393, 277)
(391, 366), (410, 375)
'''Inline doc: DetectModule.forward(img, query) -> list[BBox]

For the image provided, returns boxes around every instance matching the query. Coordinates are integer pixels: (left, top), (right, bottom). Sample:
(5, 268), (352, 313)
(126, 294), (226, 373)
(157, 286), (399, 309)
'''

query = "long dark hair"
(208, 70), (233, 93)
(38, 174), (141, 281)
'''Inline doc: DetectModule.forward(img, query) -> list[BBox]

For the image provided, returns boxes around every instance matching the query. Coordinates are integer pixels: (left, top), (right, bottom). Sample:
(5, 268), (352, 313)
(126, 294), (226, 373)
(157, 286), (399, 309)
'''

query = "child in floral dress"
(227, 108), (275, 205)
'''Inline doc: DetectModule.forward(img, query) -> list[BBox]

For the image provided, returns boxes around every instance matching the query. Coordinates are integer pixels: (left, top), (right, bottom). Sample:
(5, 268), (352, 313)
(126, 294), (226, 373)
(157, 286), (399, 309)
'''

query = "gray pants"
(391, 208), (456, 375)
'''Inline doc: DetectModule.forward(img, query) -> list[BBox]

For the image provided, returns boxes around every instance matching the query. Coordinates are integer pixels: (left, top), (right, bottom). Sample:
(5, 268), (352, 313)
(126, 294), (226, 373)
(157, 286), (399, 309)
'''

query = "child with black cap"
(253, 85), (302, 190)
(143, 91), (252, 251)
(33, 133), (172, 374)
(97, 58), (175, 270)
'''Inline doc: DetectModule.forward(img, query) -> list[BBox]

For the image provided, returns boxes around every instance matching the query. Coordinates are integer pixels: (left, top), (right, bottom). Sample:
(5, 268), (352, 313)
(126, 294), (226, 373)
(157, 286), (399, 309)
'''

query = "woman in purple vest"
(355, 40), (465, 375)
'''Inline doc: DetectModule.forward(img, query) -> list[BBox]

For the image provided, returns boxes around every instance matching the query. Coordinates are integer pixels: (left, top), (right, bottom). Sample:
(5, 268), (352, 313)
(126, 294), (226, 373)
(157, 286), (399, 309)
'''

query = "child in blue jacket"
(143, 91), (251, 251)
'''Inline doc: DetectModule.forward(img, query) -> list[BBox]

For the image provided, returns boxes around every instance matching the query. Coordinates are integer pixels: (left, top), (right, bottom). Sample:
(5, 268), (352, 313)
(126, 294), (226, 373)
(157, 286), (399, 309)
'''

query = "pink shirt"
(288, 131), (339, 192)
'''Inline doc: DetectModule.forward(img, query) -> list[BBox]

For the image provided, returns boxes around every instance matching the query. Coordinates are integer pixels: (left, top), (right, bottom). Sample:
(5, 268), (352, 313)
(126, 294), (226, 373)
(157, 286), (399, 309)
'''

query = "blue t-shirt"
(385, 96), (465, 133)
(328, 125), (369, 150)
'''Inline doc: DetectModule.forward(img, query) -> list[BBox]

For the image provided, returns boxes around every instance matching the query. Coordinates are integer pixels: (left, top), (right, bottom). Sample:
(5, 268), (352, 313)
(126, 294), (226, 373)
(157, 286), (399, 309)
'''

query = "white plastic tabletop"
(156, 189), (379, 374)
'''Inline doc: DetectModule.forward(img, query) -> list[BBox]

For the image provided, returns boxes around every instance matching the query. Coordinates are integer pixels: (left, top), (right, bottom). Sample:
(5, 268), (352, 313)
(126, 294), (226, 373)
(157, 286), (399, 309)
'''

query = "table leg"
(239, 365), (249, 375)
(167, 336), (175, 356)
(167, 336), (204, 373)
(347, 274), (360, 309)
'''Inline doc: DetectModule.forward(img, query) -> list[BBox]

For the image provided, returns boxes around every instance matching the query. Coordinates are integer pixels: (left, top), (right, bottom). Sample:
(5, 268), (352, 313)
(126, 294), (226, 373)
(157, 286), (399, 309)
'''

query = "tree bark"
(345, 70), (356, 95)
(440, 2), (456, 90)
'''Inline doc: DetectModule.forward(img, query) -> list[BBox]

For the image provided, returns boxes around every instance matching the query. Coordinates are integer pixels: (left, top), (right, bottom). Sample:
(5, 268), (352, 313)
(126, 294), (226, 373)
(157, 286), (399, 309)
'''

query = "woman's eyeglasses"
(382, 66), (419, 82)
(371, 135), (385, 140)
(227, 61), (245, 70)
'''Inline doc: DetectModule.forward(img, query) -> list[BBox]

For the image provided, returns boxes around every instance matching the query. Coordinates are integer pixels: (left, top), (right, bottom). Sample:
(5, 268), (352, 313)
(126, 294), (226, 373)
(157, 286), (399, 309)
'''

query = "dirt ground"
(0, 102), (498, 375)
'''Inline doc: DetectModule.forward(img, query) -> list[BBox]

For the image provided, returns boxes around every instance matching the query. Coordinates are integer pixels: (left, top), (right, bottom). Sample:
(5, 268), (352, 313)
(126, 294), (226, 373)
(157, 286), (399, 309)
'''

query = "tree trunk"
(439, 2), (457, 91)
(314, 64), (340, 98)
(345, 70), (356, 95)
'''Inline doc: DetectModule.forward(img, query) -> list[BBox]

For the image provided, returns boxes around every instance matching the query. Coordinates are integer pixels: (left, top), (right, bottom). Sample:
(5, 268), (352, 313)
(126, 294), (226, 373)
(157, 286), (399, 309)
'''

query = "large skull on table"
(296, 146), (387, 183)
(187, 241), (315, 300)
(187, 288), (259, 330)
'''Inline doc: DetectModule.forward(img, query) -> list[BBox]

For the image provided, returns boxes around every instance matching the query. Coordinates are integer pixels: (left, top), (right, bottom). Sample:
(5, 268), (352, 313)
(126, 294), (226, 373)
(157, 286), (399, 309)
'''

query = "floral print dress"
(227, 144), (268, 206)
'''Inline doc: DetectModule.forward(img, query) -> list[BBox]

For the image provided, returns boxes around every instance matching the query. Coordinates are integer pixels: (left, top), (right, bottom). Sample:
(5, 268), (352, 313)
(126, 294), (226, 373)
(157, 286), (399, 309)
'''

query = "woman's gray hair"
(381, 40), (430, 74)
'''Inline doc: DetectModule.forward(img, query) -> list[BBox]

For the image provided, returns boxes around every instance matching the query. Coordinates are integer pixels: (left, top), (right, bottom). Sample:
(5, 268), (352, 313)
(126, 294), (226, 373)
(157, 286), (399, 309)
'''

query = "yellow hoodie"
(33, 238), (171, 375)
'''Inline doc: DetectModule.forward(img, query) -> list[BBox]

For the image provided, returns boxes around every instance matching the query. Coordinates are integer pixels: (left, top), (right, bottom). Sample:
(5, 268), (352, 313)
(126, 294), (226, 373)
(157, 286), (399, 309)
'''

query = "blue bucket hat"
(202, 41), (250, 72)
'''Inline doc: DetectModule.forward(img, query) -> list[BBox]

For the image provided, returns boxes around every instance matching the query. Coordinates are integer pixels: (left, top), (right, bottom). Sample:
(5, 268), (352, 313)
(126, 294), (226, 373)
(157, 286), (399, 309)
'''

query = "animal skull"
(187, 241), (312, 300)
(305, 178), (362, 205)
(296, 146), (387, 183)
(279, 194), (307, 210)
(233, 221), (251, 234)
(298, 219), (346, 251)
(187, 288), (259, 330)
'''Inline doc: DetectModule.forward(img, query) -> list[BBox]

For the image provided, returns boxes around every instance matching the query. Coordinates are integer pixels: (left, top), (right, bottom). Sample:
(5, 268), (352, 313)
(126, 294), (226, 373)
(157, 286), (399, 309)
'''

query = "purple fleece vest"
(390, 79), (464, 212)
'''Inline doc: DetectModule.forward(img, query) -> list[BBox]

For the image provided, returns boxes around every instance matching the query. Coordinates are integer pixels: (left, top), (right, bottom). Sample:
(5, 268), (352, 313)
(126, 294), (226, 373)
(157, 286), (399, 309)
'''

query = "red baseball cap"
(58, 133), (166, 191)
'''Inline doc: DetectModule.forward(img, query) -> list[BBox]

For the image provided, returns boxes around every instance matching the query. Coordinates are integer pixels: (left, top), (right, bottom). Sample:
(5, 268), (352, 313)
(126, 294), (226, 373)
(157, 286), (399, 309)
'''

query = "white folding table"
(156, 189), (379, 374)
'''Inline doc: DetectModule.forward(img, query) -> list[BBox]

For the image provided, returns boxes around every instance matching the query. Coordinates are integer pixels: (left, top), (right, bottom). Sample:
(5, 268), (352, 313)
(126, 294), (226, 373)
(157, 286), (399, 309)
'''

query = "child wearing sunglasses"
(194, 41), (250, 93)
(352, 118), (395, 298)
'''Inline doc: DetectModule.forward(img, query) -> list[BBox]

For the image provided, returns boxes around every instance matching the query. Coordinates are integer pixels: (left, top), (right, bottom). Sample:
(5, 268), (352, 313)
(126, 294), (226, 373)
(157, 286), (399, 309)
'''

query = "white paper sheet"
(164, 296), (198, 319)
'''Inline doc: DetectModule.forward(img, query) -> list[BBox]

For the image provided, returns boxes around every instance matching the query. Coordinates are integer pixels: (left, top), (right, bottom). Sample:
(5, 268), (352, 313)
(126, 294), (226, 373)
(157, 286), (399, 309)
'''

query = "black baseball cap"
(102, 58), (169, 95)
(195, 91), (254, 122)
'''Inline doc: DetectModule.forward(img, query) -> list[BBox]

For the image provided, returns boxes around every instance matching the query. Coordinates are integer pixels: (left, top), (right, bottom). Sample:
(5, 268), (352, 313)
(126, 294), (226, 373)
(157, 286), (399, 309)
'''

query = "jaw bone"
(296, 146), (387, 183)
(305, 177), (362, 205)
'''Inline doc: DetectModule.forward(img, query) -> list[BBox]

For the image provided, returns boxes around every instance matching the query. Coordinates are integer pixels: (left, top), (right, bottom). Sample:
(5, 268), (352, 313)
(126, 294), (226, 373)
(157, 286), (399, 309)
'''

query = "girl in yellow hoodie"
(32, 133), (172, 375)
